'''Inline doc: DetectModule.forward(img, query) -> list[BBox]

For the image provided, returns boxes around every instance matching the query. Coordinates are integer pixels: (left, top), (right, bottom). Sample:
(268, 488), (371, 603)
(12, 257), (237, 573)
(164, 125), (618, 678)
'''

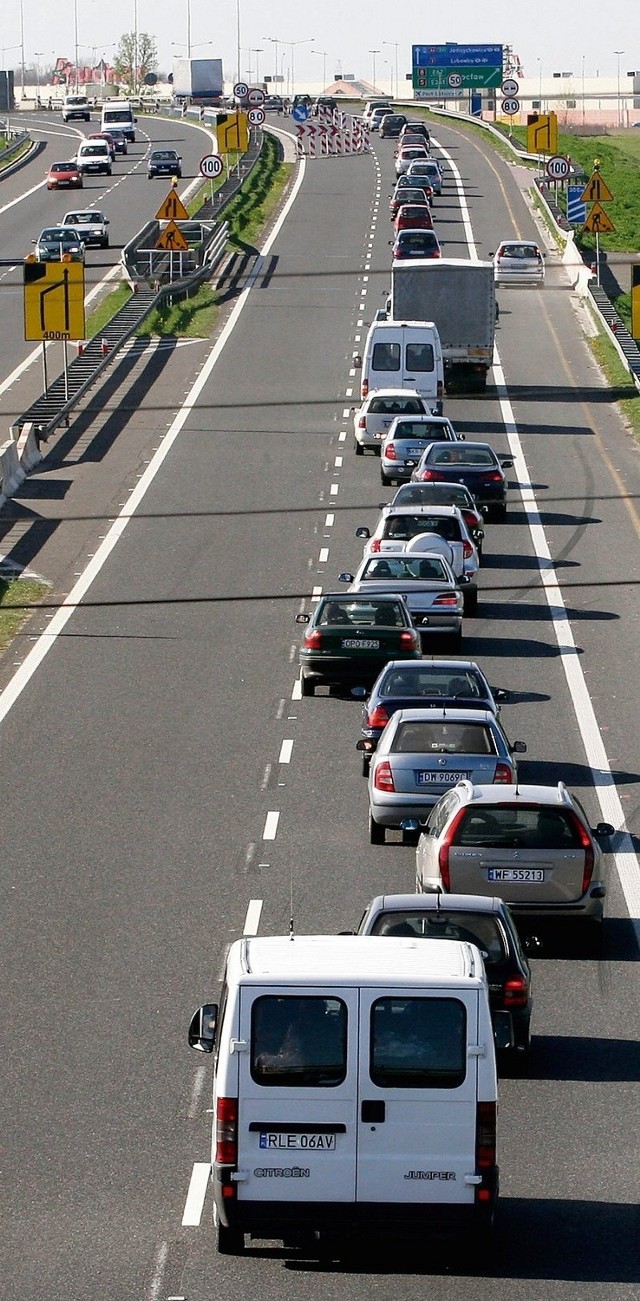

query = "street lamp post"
(382, 40), (399, 101)
(311, 49), (327, 92)
(289, 37), (314, 101)
(1, 43), (21, 72)
(252, 48), (263, 84)
(20, 0), (26, 97)
(582, 54), (586, 126)
(369, 48), (380, 93)
(262, 36), (279, 90)
(34, 51), (42, 102)
(537, 57), (542, 109)
(614, 50), (624, 126)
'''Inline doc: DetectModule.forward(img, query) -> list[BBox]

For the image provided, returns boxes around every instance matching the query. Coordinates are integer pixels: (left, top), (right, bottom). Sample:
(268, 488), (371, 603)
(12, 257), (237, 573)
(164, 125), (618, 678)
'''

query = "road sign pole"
(63, 339), (69, 402)
(41, 340), (48, 393)
(595, 231), (600, 286)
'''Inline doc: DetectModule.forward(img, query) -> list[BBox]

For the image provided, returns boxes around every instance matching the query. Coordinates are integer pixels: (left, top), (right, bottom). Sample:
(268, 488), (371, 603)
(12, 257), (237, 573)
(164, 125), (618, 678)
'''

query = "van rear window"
(406, 343), (434, 372)
(251, 996), (347, 1087)
(372, 342), (401, 372)
(370, 997), (466, 1088)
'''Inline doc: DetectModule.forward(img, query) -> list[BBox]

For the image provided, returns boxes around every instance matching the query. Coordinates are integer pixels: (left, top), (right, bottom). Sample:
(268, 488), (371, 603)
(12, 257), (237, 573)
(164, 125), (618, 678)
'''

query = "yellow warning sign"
(582, 203), (616, 234)
(155, 220), (189, 251)
(580, 172), (614, 204)
(23, 259), (85, 342)
(216, 111), (249, 154)
(155, 190), (189, 222)
(526, 112), (558, 155)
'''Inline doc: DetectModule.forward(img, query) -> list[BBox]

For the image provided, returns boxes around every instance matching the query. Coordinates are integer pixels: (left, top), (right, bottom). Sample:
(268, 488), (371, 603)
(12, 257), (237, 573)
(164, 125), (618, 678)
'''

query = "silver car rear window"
(454, 807), (582, 848)
(392, 722), (495, 754)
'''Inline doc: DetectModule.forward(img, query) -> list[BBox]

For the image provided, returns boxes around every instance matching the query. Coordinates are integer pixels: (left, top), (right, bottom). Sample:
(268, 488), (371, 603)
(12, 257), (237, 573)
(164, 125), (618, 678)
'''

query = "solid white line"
(263, 811), (280, 840)
(435, 133), (640, 926)
(279, 739), (294, 763)
(243, 898), (263, 935)
(181, 1163), (211, 1227)
(0, 153), (308, 720)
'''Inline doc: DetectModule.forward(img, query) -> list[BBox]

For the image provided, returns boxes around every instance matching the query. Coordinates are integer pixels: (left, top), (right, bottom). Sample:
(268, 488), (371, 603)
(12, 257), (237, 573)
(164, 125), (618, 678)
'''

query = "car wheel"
(102, 239), (109, 248)
(300, 674), (315, 697)
(216, 1215), (244, 1256)
(464, 588), (478, 616)
(493, 503), (507, 522)
(369, 812), (385, 845)
(380, 471), (391, 486)
(361, 753), (371, 777)
(355, 440), (364, 456)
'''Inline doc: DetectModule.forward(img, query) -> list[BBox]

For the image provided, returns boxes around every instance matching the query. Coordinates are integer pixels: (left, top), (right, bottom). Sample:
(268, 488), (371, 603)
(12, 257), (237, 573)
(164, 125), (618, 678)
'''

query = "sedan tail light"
(486, 471), (503, 483)
(493, 762), (513, 783)
(433, 594), (459, 607)
(385, 444), (398, 460)
(304, 629), (323, 649)
(374, 760), (395, 792)
(367, 705), (391, 728)
(399, 629), (420, 650)
(418, 469), (446, 482)
(437, 807), (467, 889)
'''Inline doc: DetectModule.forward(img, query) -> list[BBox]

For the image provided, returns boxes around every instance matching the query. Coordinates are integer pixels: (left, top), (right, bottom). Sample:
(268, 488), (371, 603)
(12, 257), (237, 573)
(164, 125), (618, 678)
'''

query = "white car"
(368, 105), (393, 130)
(355, 503), (480, 613)
(406, 159), (444, 195)
(395, 146), (430, 177)
(352, 389), (429, 455)
(492, 240), (545, 285)
(61, 209), (110, 249)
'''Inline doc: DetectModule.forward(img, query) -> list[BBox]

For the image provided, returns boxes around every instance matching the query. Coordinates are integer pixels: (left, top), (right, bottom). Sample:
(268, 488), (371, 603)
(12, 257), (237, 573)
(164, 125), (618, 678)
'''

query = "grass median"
(0, 577), (49, 653)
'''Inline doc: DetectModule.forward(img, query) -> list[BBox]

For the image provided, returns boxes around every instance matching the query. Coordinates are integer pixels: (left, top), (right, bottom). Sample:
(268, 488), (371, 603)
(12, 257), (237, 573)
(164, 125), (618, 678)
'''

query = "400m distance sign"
(200, 154), (224, 178)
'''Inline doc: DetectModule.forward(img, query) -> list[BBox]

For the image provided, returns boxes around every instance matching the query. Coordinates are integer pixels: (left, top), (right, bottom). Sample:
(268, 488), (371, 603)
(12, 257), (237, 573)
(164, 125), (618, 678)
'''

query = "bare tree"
(113, 33), (158, 91)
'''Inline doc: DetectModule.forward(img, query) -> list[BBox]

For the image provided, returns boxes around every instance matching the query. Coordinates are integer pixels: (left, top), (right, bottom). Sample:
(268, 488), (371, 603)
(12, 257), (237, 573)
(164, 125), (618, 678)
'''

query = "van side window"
(251, 996), (347, 1087)
(406, 343), (434, 372)
(372, 342), (401, 372)
(370, 997), (466, 1088)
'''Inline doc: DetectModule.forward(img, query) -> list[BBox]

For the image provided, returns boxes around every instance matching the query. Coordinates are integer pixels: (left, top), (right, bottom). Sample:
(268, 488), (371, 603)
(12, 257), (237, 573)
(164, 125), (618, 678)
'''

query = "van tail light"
(476, 1101), (496, 1172)
(304, 629), (323, 649)
(216, 1097), (238, 1167)
(502, 976), (528, 1009)
(385, 444), (398, 460)
(367, 705), (390, 729)
(362, 379), (369, 398)
(572, 816), (595, 893)
(374, 760), (395, 792)
(462, 540), (473, 559)
(400, 629), (420, 650)
(437, 380), (444, 399)
(369, 538), (381, 552)
(437, 807), (467, 890)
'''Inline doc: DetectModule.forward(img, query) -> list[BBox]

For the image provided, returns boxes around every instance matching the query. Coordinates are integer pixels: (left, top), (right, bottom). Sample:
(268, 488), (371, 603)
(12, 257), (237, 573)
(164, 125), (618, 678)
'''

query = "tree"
(113, 33), (158, 92)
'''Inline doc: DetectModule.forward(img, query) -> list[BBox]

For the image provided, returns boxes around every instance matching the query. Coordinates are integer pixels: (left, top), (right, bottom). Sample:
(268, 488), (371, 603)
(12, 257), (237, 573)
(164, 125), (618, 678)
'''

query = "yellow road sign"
(526, 112), (558, 155)
(155, 220), (189, 251)
(582, 203), (616, 234)
(580, 172), (614, 203)
(23, 259), (85, 342)
(216, 111), (249, 154)
(155, 190), (189, 221)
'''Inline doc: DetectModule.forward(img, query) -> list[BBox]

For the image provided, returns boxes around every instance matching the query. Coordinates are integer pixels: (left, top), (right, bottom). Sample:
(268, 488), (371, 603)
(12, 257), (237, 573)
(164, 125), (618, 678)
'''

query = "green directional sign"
(413, 65), (502, 91)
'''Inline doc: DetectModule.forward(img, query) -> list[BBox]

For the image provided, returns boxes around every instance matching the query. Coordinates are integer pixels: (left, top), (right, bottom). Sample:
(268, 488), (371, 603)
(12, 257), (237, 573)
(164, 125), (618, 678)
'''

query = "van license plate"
(259, 1132), (336, 1150)
(342, 638), (379, 649)
(487, 868), (545, 883)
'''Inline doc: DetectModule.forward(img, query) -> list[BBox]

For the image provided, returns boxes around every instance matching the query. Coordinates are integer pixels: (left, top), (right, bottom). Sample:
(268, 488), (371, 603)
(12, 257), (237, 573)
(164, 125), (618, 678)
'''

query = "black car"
(412, 440), (513, 520)
(358, 658), (507, 772)
(380, 113), (407, 137)
(148, 148), (182, 178)
(392, 229), (441, 260)
(296, 594), (421, 696)
(108, 128), (129, 154)
(357, 893), (534, 1059)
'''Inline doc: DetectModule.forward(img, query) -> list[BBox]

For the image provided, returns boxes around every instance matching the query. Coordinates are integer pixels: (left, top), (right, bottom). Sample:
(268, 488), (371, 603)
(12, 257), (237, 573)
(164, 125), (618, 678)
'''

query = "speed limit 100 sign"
(546, 154), (571, 181)
(199, 153), (224, 178)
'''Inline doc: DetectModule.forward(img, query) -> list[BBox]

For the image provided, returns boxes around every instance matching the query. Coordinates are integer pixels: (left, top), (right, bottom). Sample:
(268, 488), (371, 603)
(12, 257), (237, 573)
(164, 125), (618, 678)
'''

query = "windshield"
(392, 721), (496, 755)
(379, 667), (486, 700)
(51, 163), (75, 172)
(362, 556), (447, 582)
(427, 446), (496, 467)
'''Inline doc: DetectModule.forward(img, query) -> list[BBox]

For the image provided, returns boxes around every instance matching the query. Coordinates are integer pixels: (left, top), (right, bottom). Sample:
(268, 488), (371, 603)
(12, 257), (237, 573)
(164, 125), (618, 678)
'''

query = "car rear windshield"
(392, 721), (496, 754)
(427, 446), (496, 466)
(368, 396), (424, 415)
(393, 484), (471, 507)
(383, 514), (461, 541)
(391, 420), (450, 440)
(500, 245), (539, 259)
(454, 806), (583, 849)
(363, 556), (447, 581)
(370, 997), (466, 1089)
(251, 995), (347, 1087)
(369, 911), (508, 962)
(380, 667), (485, 699)
(319, 599), (407, 627)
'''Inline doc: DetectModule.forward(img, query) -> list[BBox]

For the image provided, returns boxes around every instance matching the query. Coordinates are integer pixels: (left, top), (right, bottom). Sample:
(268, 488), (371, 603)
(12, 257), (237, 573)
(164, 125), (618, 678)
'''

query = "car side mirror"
(494, 688), (509, 702)
(457, 575), (471, 586)
(338, 572), (353, 583)
(295, 612), (310, 624)
(187, 1002), (218, 1053)
(500, 456), (514, 468)
(512, 741), (527, 754)
(106, 219), (110, 225)
(356, 739), (368, 751)
(351, 685), (368, 699)
(594, 822), (614, 838)
(356, 527), (371, 539)
(353, 354), (362, 368)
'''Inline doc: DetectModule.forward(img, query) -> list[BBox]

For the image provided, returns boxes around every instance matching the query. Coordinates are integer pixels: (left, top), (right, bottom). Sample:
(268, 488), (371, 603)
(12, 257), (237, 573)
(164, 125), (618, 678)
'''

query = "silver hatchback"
(415, 781), (613, 927)
(380, 415), (461, 486)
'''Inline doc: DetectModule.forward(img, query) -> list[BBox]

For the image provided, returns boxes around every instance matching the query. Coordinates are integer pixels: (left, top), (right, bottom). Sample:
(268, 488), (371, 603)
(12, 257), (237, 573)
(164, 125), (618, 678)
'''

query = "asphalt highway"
(0, 115), (639, 1299)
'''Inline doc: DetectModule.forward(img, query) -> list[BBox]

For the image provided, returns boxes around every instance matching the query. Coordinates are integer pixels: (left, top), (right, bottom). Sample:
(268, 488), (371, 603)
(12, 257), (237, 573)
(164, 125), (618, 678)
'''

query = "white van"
(101, 100), (137, 142)
(62, 93), (90, 122)
(75, 140), (112, 176)
(188, 934), (500, 1256)
(359, 321), (444, 414)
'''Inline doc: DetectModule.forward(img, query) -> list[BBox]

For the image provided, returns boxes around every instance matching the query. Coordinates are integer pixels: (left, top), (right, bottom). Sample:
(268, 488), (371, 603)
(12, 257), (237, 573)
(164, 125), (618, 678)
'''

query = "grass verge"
(0, 578), (48, 653)
(587, 324), (640, 436)
(139, 282), (218, 337)
(224, 135), (294, 250)
(85, 284), (132, 339)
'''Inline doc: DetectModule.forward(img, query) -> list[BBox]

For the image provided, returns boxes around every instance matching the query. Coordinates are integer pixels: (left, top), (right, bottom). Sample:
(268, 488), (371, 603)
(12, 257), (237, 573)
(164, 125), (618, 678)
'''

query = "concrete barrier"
(0, 437), (24, 498)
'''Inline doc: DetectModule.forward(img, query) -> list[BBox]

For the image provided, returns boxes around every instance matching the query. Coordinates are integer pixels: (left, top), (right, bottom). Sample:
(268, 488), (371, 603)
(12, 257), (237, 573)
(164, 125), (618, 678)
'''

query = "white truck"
(172, 57), (224, 103)
(62, 93), (90, 122)
(389, 258), (496, 392)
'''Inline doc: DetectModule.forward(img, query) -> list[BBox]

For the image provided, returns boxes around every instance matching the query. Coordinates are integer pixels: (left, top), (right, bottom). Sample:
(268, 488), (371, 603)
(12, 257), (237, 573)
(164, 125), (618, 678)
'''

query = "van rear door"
(401, 337), (436, 393)
(355, 988), (479, 1206)
(235, 986), (359, 1203)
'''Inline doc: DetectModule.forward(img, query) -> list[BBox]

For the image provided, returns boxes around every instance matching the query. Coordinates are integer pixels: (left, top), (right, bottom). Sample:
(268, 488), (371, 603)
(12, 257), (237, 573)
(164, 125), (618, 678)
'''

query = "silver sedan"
(339, 552), (465, 649)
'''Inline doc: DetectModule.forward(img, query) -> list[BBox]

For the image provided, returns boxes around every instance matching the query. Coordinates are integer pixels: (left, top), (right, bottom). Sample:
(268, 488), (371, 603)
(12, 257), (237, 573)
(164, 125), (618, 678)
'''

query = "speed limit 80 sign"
(247, 107), (265, 126)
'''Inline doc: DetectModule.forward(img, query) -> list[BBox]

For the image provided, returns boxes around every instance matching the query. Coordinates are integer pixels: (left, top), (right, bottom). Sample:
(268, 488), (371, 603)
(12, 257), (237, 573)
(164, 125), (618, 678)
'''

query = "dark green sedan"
(296, 594), (422, 696)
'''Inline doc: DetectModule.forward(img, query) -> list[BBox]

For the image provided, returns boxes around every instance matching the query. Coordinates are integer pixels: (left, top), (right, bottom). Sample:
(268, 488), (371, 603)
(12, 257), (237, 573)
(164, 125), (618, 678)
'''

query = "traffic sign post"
(155, 189), (189, 222)
(527, 112), (558, 157)
(233, 81), (249, 100)
(579, 161), (615, 285)
(247, 87), (265, 106)
(412, 42), (503, 92)
(24, 259), (85, 342)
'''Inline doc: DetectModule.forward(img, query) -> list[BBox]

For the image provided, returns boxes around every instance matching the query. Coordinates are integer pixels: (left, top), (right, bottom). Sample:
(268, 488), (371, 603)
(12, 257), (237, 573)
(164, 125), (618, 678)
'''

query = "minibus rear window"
(370, 997), (466, 1088)
(372, 342), (401, 372)
(251, 995), (347, 1087)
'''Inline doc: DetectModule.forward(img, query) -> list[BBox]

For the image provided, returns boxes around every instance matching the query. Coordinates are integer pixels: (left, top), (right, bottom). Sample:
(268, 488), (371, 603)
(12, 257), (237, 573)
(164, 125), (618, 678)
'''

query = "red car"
(393, 203), (434, 233)
(389, 186), (433, 218)
(88, 131), (117, 160)
(46, 160), (83, 190)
